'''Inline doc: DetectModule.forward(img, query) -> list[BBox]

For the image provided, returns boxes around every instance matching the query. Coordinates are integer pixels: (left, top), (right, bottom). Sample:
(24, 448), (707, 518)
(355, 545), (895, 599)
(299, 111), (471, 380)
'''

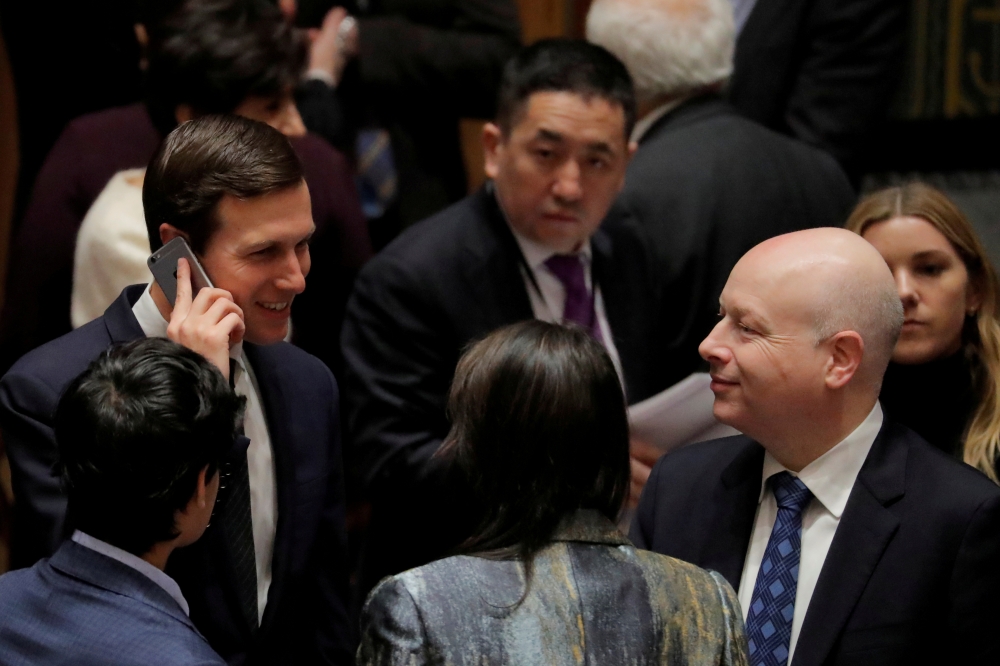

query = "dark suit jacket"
(0, 102), (371, 377)
(632, 421), (1000, 665)
(341, 187), (684, 592)
(617, 96), (855, 371)
(0, 540), (225, 666)
(0, 286), (353, 666)
(358, 510), (747, 665)
(729, 0), (906, 173)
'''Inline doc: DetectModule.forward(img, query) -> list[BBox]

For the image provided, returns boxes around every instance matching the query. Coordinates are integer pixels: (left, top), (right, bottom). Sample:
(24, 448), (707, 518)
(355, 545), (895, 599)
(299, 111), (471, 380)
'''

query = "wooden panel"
(517, 0), (568, 43)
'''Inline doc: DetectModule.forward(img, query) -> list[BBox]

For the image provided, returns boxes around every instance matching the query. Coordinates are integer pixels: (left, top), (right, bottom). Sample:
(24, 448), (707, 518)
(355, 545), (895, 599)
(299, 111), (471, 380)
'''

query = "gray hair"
(813, 269), (904, 392)
(586, 0), (735, 106)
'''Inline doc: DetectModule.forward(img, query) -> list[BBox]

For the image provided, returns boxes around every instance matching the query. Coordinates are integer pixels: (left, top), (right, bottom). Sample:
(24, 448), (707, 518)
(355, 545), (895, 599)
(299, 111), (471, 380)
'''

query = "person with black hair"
(357, 321), (748, 665)
(1, 115), (355, 666)
(0, 0), (370, 379)
(0, 337), (243, 666)
(342, 39), (684, 597)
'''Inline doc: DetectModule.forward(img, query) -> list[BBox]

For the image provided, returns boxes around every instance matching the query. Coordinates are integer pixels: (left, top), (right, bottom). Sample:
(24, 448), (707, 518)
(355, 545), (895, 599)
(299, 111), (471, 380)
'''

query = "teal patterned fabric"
(358, 510), (749, 665)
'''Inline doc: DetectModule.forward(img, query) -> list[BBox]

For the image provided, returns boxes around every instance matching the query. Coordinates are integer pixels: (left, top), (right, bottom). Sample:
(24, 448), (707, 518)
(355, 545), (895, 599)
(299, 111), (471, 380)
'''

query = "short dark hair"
(495, 39), (636, 139)
(144, 0), (307, 134)
(55, 338), (246, 556)
(143, 114), (304, 253)
(443, 320), (630, 564)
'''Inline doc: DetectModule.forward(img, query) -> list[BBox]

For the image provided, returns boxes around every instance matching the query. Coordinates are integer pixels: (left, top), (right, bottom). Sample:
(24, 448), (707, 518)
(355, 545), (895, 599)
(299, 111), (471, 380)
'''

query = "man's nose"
(275, 101), (307, 138)
(277, 250), (308, 294)
(551, 159), (583, 202)
(698, 319), (731, 364)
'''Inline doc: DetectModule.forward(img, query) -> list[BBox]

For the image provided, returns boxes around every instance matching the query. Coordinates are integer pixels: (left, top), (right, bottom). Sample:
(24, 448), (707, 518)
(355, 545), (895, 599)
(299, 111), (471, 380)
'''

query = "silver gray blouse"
(358, 510), (748, 665)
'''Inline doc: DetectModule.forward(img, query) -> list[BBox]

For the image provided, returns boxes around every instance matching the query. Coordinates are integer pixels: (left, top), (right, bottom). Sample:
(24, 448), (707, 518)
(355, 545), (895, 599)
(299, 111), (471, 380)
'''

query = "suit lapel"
(792, 424), (905, 666)
(102, 284), (148, 343)
(702, 440), (765, 588)
(242, 344), (295, 637)
(460, 187), (534, 329)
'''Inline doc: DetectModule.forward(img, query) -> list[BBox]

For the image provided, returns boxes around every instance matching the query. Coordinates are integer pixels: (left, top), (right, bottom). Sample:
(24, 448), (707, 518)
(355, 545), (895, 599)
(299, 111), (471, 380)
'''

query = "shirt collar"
(760, 402), (884, 518)
(133, 282), (245, 365)
(630, 96), (689, 143)
(71, 530), (190, 616)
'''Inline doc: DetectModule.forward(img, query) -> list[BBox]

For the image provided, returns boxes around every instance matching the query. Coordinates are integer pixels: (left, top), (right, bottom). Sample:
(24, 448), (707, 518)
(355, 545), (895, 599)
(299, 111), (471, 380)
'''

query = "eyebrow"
(240, 227), (316, 254)
(724, 302), (771, 330)
(534, 128), (615, 156)
(911, 249), (952, 262)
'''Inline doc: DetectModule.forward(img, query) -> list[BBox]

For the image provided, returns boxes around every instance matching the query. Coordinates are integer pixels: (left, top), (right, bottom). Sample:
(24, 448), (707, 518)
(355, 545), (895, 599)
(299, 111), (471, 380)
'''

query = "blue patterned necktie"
(746, 471), (813, 666)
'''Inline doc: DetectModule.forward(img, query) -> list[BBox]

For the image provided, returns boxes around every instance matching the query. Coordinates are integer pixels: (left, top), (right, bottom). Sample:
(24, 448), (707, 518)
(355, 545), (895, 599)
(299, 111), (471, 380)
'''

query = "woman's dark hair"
(55, 337), (246, 556)
(442, 320), (630, 570)
(495, 39), (637, 139)
(144, 0), (308, 135)
(143, 113), (304, 253)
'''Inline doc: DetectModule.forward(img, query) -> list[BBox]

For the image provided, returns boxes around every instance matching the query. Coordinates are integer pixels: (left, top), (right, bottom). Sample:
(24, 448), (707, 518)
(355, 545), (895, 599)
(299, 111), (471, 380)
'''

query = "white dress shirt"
(506, 225), (624, 383)
(132, 284), (277, 622)
(737, 402), (883, 663)
(72, 169), (151, 328)
(72, 530), (190, 615)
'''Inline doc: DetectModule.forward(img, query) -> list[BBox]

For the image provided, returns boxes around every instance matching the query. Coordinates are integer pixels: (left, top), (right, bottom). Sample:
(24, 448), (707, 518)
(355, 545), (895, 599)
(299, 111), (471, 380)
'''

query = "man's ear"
(825, 331), (864, 390)
(159, 223), (190, 247)
(482, 122), (504, 180)
(194, 465), (210, 509)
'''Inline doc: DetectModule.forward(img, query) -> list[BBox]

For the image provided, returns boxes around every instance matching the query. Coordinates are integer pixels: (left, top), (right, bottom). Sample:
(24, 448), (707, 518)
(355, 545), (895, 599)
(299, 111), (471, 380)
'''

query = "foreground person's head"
(699, 228), (904, 470)
(443, 320), (630, 559)
(484, 39), (637, 254)
(143, 115), (315, 345)
(56, 337), (245, 563)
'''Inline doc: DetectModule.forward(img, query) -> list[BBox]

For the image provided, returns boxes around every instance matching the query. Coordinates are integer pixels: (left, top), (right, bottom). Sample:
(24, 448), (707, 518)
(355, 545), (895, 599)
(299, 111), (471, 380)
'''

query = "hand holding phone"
(164, 257), (246, 382)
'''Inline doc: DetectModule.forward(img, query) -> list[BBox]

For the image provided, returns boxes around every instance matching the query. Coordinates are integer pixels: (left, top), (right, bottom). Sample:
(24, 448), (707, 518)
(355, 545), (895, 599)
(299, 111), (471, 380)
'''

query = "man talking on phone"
(0, 115), (352, 665)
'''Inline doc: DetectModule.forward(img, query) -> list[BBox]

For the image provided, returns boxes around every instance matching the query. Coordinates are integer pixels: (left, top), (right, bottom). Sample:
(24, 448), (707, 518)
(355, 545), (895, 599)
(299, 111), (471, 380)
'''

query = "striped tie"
(219, 357), (259, 631)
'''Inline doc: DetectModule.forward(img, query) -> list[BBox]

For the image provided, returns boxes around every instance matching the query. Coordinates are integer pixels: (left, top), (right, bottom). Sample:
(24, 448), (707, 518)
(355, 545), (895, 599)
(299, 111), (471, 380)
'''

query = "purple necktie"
(544, 254), (603, 342)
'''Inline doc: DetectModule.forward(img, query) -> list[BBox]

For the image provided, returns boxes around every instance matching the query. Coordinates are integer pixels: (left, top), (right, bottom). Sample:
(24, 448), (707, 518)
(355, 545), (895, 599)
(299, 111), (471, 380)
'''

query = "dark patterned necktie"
(746, 471), (813, 666)
(220, 357), (259, 631)
(544, 254), (603, 342)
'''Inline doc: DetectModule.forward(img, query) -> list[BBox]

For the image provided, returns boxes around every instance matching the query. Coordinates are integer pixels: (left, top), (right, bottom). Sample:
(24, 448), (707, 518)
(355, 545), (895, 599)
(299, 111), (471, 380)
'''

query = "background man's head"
(699, 228), (903, 464)
(144, 114), (315, 344)
(144, 0), (307, 136)
(586, 0), (734, 113)
(55, 337), (245, 557)
(484, 39), (637, 254)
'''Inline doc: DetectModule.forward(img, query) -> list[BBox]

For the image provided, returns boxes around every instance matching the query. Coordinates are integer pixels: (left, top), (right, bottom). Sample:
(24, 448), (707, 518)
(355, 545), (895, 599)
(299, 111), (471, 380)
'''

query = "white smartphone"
(147, 237), (214, 306)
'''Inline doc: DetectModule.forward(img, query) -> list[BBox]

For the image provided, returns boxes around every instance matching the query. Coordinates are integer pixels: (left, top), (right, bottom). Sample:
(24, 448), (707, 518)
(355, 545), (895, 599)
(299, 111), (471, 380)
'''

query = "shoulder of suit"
(1, 317), (114, 400)
(360, 193), (494, 278)
(888, 422), (1000, 505)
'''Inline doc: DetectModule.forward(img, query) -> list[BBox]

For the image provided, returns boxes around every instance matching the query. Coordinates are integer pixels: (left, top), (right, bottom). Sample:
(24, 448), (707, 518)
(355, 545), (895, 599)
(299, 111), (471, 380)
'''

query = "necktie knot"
(769, 472), (812, 514)
(544, 253), (587, 291)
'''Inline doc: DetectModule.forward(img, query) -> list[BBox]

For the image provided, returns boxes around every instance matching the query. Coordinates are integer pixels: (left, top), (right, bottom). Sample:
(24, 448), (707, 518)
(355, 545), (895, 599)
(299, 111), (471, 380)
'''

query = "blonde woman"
(846, 182), (1000, 480)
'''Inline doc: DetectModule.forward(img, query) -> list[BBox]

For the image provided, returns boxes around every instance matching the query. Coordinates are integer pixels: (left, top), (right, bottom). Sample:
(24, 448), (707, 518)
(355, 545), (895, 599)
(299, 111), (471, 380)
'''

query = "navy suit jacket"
(632, 421), (1000, 665)
(0, 285), (353, 666)
(341, 186), (687, 595)
(0, 540), (225, 666)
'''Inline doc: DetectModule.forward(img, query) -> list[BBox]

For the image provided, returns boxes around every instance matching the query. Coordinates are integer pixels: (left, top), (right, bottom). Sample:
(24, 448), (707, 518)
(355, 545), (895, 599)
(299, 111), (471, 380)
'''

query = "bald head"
(586, 0), (734, 106)
(734, 228), (904, 390)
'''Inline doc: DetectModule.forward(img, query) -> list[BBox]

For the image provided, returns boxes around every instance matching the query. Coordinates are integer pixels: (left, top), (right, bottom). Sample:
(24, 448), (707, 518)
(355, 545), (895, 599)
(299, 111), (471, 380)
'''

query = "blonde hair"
(846, 182), (1000, 482)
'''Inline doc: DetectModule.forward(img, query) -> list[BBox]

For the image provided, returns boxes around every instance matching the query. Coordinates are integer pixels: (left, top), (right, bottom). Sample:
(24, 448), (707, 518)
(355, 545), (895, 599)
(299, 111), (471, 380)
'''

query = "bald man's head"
(700, 228), (903, 463)
(734, 228), (903, 389)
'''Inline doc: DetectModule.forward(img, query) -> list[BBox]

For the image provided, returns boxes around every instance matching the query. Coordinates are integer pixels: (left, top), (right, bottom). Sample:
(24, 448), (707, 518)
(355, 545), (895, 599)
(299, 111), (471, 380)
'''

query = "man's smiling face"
(198, 180), (315, 345)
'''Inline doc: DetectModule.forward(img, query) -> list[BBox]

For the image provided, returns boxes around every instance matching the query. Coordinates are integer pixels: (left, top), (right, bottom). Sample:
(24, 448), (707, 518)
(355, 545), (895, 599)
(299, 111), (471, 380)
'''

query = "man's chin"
(243, 322), (289, 346)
